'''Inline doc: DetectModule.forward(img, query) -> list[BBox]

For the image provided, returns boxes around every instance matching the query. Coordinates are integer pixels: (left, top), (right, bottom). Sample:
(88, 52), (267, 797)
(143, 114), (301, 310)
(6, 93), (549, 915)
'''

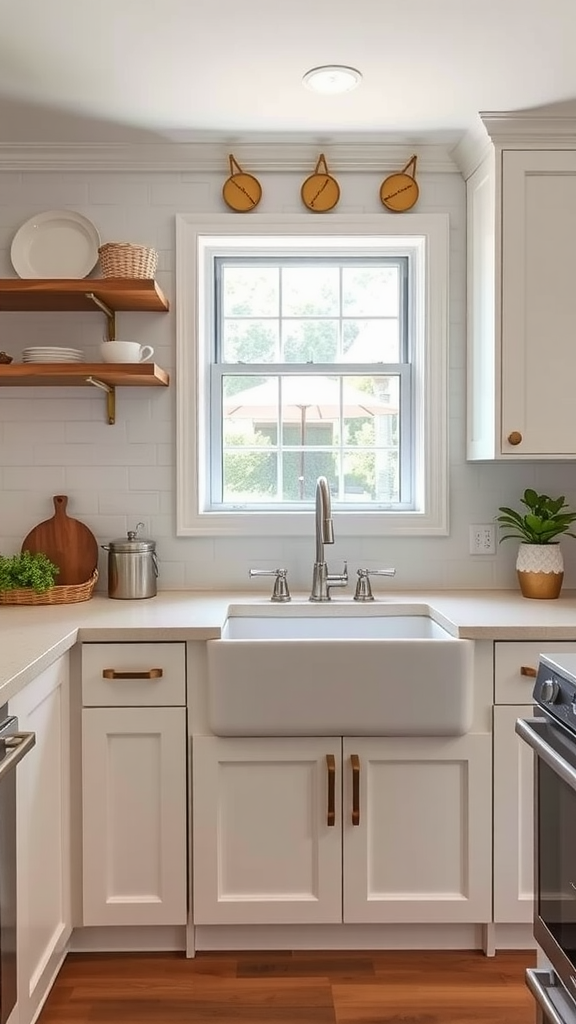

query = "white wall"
(1, 161), (575, 593)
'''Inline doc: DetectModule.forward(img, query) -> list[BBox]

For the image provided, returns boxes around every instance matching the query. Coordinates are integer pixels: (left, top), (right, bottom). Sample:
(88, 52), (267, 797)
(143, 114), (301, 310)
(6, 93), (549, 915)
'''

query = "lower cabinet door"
(10, 656), (71, 1024)
(342, 734), (492, 924)
(192, 736), (342, 925)
(82, 706), (187, 926)
(493, 704), (534, 923)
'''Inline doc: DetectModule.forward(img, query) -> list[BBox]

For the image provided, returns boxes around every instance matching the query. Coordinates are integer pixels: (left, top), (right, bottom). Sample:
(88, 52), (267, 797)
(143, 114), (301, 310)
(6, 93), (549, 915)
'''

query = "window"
(176, 215), (449, 537)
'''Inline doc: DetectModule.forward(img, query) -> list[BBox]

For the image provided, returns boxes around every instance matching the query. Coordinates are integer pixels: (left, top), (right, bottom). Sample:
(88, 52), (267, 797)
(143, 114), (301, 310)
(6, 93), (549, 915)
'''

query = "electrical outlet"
(469, 524), (496, 555)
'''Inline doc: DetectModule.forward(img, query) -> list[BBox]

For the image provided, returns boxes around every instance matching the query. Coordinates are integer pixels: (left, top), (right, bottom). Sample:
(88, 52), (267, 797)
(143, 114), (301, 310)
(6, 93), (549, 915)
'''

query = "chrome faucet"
(309, 476), (348, 601)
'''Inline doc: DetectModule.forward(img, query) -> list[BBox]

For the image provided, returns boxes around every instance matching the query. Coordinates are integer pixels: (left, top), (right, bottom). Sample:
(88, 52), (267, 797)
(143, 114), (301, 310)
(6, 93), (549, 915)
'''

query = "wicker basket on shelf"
(98, 242), (158, 279)
(0, 570), (98, 606)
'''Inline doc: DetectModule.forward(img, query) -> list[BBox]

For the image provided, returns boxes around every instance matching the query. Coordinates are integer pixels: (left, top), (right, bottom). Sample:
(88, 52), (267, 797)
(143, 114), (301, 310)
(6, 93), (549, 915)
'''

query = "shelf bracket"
(86, 376), (116, 425)
(85, 292), (116, 341)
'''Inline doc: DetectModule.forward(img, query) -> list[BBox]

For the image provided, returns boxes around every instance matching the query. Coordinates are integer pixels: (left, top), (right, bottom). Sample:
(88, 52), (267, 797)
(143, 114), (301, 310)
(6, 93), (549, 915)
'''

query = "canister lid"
(108, 523), (156, 553)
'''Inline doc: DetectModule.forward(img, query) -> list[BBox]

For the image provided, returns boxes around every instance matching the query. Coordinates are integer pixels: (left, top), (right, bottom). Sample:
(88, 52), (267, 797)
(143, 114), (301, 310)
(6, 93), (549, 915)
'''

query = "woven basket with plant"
(0, 551), (98, 605)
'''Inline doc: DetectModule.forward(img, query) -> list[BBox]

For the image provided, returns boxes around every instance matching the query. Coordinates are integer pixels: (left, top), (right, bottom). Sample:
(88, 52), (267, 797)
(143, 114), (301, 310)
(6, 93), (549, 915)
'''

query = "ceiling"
(1, 0), (576, 144)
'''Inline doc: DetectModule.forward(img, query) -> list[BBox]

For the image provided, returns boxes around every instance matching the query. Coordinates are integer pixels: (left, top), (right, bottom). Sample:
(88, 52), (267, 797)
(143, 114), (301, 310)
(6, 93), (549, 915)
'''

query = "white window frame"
(176, 213), (449, 538)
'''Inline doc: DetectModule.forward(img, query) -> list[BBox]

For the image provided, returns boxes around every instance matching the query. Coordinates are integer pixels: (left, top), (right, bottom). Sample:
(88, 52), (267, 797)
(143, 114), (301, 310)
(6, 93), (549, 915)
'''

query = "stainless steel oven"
(0, 707), (35, 1024)
(516, 653), (576, 1023)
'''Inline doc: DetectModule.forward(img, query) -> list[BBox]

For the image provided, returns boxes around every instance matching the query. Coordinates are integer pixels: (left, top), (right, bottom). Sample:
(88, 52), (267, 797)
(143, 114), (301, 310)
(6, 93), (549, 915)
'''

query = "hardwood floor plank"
(37, 950), (536, 1024)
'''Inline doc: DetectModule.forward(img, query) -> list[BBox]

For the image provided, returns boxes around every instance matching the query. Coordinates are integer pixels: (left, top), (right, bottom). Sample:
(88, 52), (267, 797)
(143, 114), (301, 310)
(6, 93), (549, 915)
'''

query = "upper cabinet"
(463, 115), (576, 460)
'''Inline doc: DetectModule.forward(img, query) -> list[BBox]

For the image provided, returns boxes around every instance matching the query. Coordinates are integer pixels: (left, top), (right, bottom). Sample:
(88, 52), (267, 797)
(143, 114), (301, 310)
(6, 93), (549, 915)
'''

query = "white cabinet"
(81, 643), (187, 927)
(192, 736), (341, 925)
(493, 704), (534, 924)
(342, 735), (492, 925)
(467, 140), (576, 459)
(9, 656), (71, 1024)
(492, 640), (576, 924)
(193, 733), (492, 926)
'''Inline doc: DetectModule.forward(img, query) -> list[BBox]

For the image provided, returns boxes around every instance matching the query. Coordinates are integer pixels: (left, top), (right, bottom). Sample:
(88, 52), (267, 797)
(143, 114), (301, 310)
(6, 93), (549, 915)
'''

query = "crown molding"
(450, 123), (492, 180)
(0, 140), (463, 174)
(479, 110), (576, 148)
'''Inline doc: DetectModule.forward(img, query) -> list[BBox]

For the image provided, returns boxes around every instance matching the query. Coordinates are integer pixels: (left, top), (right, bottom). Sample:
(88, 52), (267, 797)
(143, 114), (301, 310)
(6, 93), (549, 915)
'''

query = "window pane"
(222, 266), (279, 317)
(342, 266), (400, 316)
(222, 319), (279, 363)
(282, 319), (339, 362)
(222, 449), (278, 502)
(281, 267), (339, 317)
(282, 451), (337, 502)
(342, 319), (401, 362)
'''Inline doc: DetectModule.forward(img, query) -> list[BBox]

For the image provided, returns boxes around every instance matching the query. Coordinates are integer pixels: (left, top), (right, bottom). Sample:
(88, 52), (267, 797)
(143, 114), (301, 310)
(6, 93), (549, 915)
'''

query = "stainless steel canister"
(102, 523), (158, 599)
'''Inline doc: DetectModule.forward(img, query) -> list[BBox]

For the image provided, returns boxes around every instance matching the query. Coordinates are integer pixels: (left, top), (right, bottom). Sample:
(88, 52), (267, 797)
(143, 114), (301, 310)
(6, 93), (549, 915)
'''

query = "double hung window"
(176, 215), (448, 537)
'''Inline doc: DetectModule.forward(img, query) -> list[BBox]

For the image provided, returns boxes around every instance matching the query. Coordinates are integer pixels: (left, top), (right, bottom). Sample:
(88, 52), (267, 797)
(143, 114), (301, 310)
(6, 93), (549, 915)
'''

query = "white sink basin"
(222, 613), (450, 640)
(206, 604), (474, 737)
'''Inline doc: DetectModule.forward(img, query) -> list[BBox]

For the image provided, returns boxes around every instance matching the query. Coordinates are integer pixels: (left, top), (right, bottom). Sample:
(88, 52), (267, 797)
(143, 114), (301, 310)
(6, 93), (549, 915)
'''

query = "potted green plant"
(496, 488), (576, 599)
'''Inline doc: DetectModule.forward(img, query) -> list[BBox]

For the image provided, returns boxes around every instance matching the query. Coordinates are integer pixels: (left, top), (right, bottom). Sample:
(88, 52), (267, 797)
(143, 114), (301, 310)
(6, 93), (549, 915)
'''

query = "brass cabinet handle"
(102, 668), (164, 680)
(326, 754), (336, 826)
(351, 754), (360, 826)
(507, 431), (523, 446)
(520, 665), (537, 678)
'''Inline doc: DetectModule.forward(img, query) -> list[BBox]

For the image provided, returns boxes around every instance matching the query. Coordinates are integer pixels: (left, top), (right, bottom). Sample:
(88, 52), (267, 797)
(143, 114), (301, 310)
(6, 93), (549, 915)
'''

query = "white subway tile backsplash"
(2, 162), (574, 589)
(3, 466), (67, 491)
(20, 174), (89, 206)
(98, 492), (160, 515)
(128, 465), (172, 491)
(88, 180), (150, 205)
(64, 466), (129, 491)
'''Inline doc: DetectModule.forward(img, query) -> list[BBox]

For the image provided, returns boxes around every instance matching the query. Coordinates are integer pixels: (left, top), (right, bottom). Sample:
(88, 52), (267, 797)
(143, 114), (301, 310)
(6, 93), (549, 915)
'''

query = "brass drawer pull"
(326, 754), (336, 826)
(520, 665), (537, 678)
(507, 431), (523, 446)
(351, 753), (360, 826)
(102, 668), (164, 680)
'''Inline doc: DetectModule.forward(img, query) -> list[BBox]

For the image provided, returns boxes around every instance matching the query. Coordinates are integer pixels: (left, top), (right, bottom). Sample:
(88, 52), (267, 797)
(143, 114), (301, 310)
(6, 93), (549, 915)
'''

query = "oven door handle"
(526, 969), (573, 1024)
(0, 731), (35, 781)
(516, 717), (576, 794)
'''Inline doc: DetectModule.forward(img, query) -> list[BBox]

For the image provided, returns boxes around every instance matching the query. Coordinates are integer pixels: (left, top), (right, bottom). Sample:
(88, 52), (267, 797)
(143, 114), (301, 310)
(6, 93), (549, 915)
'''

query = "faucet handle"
(249, 568), (291, 603)
(354, 567), (396, 602)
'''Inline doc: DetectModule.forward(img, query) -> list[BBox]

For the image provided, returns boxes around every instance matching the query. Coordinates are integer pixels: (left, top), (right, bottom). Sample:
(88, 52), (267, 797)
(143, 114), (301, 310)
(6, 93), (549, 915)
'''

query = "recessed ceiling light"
(303, 65), (362, 95)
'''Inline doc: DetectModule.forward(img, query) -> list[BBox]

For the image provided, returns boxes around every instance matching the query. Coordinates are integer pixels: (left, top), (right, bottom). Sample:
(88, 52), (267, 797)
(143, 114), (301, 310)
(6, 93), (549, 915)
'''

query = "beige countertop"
(3, 588), (576, 702)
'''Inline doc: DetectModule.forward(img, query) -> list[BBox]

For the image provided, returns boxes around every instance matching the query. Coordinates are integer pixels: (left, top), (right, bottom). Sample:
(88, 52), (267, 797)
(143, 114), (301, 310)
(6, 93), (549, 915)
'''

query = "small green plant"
(0, 551), (60, 593)
(496, 489), (576, 545)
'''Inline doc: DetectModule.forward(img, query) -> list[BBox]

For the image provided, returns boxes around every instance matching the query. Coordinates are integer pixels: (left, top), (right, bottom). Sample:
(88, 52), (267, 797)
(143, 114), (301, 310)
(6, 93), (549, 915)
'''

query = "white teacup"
(100, 341), (154, 364)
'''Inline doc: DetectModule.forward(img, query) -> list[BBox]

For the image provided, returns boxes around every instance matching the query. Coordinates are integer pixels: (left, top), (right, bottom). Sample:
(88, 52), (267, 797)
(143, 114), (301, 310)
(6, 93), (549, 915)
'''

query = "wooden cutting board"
(21, 495), (98, 586)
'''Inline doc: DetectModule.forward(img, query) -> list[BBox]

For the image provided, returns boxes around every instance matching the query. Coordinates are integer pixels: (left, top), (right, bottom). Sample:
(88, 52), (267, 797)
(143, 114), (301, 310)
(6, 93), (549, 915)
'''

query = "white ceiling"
(1, 0), (576, 143)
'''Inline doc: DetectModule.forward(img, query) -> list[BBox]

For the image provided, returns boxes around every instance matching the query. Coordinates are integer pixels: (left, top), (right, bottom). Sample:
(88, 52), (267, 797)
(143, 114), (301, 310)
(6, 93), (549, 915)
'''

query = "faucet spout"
(315, 475), (334, 564)
(310, 476), (348, 602)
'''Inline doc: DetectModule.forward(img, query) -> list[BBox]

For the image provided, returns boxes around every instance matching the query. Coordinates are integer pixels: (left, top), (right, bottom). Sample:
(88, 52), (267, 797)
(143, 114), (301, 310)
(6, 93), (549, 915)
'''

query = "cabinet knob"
(507, 431), (523, 446)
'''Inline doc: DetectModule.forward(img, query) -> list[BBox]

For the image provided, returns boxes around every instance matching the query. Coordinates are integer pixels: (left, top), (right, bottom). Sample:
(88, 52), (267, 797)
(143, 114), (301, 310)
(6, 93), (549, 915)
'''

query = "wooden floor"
(38, 949), (538, 1024)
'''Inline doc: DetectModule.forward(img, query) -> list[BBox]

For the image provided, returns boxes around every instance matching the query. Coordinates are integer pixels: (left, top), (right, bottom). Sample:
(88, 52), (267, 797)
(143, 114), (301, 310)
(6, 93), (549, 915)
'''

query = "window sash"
(214, 254), (410, 365)
(209, 362), (412, 511)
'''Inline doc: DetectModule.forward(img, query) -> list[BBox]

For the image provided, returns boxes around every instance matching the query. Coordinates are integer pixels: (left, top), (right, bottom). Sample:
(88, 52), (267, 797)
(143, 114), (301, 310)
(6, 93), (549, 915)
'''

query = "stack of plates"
(22, 347), (84, 363)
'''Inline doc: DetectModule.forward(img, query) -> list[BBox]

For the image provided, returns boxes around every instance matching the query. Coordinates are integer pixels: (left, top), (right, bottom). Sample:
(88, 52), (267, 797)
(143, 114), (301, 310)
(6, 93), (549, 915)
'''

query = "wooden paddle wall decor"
(301, 154), (340, 212)
(380, 155), (420, 212)
(222, 154), (262, 212)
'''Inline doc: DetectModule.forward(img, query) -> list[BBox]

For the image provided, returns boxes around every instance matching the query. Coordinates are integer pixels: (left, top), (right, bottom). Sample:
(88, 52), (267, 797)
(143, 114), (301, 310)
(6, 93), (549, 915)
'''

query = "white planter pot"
(516, 543), (564, 599)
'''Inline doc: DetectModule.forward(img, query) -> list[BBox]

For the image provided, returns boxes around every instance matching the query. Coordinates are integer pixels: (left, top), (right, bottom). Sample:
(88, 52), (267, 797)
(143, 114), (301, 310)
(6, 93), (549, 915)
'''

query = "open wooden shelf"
(0, 363), (169, 388)
(0, 278), (169, 312)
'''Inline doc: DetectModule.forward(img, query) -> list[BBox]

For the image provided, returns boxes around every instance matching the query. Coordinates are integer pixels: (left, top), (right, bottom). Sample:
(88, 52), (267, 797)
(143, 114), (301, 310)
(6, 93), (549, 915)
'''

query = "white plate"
(11, 210), (100, 279)
(23, 348), (84, 356)
(23, 355), (84, 363)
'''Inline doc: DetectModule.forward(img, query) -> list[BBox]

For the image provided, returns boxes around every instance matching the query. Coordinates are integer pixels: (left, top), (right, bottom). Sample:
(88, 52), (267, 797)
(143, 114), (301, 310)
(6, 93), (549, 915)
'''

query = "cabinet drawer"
(82, 643), (185, 706)
(494, 640), (576, 704)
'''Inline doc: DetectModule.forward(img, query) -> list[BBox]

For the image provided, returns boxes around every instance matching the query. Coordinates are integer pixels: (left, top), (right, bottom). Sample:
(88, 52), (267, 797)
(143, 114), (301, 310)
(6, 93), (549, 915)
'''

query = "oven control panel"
(535, 661), (576, 730)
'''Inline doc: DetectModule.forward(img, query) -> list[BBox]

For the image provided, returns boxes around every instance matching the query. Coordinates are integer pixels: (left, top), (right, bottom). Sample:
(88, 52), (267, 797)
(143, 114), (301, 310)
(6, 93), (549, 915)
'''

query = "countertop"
(3, 588), (576, 702)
